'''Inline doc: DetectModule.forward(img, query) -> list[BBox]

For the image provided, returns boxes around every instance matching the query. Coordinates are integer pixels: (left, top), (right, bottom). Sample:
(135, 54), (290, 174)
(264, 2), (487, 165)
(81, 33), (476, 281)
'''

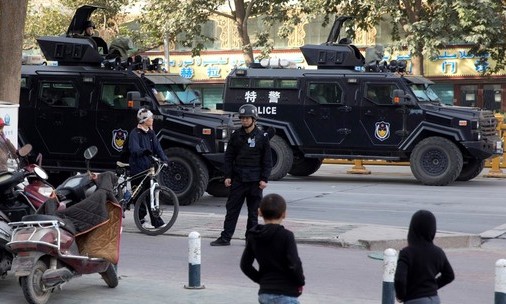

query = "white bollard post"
(382, 248), (398, 304)
(495, 259), (506, 304)
(184, 231), (205, 289)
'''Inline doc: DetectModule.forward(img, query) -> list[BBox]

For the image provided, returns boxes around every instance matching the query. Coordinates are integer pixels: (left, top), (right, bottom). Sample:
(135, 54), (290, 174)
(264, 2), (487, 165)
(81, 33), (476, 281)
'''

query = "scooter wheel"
(20, 259), (52, 304)
(100, 263), (119, 288)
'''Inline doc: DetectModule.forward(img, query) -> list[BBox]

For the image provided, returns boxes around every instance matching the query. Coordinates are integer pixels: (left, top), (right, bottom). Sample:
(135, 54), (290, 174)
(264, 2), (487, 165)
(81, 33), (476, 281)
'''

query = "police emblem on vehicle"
(374, 121), (390, 141)
(112, 129), (128, 152)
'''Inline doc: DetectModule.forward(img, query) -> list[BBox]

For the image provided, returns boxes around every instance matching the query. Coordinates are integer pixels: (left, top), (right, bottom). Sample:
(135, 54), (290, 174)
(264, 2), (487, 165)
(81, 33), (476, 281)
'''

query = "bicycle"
(115, 156), (179, 236)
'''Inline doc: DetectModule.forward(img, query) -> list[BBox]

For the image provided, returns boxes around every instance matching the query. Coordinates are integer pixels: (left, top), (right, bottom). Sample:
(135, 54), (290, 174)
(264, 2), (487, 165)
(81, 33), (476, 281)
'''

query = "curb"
(121, 212), (483, 250)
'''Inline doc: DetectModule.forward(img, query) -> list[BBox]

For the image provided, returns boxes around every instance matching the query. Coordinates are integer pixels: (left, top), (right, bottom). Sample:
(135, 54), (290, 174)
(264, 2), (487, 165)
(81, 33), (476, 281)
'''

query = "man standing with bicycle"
(128, 108), (169, 228)
(211, 104), (272, 246)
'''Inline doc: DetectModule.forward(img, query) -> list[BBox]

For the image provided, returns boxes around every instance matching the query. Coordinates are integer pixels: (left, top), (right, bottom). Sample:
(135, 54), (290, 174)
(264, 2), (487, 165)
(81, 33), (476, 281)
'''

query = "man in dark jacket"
(211, 104), (272, 246)
(128, 108), (169, 228)
(240, 193), (305, 303)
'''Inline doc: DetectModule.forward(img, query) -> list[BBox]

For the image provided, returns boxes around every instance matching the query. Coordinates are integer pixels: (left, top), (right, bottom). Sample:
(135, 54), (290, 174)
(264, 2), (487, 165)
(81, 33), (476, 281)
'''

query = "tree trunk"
(410, 54), (424, 75)
(234, 0), (254, 64)
(0, 1), (28, 104)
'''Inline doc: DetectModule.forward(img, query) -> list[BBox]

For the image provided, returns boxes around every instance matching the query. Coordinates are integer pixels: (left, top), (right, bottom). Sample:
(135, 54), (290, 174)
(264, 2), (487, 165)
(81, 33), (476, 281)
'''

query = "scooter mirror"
(18, 144), (33, 157)
(83, 146), (98, 160)
(33, 165), (49, 180)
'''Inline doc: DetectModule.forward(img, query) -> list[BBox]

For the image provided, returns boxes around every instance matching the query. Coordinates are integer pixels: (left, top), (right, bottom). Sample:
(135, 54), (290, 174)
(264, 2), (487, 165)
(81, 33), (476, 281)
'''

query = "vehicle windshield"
(409, 84), (441, 103)
(153, 84), (201, 106)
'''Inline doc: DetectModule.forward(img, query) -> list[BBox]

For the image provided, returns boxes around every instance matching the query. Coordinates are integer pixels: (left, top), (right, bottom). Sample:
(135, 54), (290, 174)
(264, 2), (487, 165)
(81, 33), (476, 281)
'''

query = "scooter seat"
(21, 214), (77, 235)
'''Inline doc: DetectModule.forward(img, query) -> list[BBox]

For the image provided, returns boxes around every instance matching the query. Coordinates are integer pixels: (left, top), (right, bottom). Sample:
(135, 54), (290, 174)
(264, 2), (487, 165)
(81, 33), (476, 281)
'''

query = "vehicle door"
(302, 79), (350, 149)
(356, 80), (408, 150)
(91, 79), (142, 162)
(33, 77), (84, 156)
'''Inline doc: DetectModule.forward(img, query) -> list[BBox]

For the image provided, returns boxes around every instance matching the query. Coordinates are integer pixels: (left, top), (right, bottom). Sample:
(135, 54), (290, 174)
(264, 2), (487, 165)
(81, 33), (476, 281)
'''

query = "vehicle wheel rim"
(33, 268), (46, 296)
(162, 161), (192, 193)
(421, 149), (448, 176)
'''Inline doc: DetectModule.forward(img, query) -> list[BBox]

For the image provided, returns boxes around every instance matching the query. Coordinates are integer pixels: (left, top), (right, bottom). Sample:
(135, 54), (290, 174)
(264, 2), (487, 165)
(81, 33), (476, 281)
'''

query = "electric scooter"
(7, 147), (122, 304)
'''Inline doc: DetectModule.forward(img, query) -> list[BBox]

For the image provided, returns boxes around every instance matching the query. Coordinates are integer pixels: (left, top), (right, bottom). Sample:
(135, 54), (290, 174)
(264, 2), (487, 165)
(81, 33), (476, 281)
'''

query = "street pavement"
(2, 164), (506, 303)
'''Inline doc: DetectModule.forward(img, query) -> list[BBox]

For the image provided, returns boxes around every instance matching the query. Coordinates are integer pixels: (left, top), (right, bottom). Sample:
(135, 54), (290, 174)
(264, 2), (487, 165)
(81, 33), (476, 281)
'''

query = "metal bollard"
(495, 259), (506, 304)
(184, 231), (205, 289)
(382, 248), (398, 304)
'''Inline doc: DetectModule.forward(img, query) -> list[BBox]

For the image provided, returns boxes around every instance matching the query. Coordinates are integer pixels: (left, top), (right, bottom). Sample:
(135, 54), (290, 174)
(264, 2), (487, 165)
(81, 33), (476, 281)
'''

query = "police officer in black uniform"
(211, 104), (272, 246)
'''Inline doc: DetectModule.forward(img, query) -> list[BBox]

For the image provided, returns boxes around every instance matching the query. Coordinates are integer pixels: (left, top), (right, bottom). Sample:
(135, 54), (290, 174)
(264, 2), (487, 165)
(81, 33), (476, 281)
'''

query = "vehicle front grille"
(480, 111), (498, 138)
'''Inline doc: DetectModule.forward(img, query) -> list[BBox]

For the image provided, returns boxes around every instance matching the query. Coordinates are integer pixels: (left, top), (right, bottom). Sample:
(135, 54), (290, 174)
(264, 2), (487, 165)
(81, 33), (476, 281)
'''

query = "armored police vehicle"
(19, 5), (241, 205)
(221, 17), (502, 186)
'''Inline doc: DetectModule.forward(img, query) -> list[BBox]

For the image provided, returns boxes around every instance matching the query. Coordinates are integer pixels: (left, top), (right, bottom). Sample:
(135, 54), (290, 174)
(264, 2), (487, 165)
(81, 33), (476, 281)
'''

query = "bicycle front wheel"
(133, 186), (179, 236)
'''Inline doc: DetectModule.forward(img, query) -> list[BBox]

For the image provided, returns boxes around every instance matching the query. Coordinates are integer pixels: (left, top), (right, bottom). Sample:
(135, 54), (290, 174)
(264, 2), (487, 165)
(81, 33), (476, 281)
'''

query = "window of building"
(308, 82), (343, 104)
(175, 20), (220, 50)
(304, 17), (334, 45)
(38, 82), (78, 107)
(460, 85), (478, 107)
(483, 84), (502, 111)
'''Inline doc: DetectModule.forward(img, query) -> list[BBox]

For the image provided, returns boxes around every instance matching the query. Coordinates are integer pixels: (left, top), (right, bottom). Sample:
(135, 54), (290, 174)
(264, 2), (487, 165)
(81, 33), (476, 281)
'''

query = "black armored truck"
(221, 17), (503, 186)
(19, 5), (241, 205)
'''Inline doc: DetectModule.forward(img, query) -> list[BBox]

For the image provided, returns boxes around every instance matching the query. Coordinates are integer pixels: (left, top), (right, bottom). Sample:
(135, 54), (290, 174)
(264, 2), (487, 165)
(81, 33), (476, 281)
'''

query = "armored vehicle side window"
(279, 79), (298, 89)
(365, 84), (399, 105)
(100, 83), (139, 109)
(39, 82), (78, 107)
(230, 78), (250, 88)
(308, 83), (343, 104)
(252, 79), (275, 88)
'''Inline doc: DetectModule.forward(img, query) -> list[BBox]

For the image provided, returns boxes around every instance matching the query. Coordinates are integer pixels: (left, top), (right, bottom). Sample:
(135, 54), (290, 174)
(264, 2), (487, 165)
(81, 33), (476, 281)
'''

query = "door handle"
(364, 110), (373, 116)
(307, 109), (316, 115)
(338, 106), (352, 112)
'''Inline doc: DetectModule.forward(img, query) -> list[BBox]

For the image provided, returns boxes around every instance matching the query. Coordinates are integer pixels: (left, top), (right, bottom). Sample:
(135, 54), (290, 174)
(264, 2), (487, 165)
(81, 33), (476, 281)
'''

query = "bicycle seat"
(116, 161), (129, 168)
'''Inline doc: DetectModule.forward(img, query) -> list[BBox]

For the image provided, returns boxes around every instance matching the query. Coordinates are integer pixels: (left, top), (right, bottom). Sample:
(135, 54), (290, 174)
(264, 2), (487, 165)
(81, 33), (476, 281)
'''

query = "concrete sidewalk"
(122, 211), (503, 250)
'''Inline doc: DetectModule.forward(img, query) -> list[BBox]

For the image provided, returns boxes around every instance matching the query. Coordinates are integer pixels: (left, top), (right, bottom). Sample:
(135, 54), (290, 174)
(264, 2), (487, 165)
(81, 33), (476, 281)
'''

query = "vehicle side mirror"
(127, 91), (153, 108)
(392, 89), (413, 106)
(126, 91), (142, 109)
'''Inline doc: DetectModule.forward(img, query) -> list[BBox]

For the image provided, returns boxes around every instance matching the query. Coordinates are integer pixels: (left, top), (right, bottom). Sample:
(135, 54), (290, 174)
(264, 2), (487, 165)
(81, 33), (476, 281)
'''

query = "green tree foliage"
(140, 0), (307, 64)
(24, 0), (132, 48)
(24, 4), (70, 50)
(301, 0), (506, 75)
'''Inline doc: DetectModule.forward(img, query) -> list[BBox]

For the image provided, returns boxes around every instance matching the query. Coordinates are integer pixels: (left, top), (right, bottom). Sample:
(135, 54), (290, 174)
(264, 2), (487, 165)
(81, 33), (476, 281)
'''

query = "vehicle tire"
(410, 137), (463, 186)
(160, 147), (209, 206)
(289, 156), (323, 176)
(133, 186), (179, 236)
(100, 263), (119, 288)
(456, 158), (485, 181)
(20, 259), (52, 304)
(269, 135), (293, 181)
(206, 177), (229, 197)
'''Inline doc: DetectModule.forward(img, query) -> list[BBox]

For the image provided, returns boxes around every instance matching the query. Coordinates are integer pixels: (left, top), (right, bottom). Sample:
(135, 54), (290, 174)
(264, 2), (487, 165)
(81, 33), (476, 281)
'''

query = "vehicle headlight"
(38, 186), (54, 197)
(216, 128), (228, 139)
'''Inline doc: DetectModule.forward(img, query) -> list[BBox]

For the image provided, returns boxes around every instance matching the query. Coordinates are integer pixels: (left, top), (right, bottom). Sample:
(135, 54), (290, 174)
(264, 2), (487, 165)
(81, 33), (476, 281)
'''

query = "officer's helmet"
(238, 104), (258, 120)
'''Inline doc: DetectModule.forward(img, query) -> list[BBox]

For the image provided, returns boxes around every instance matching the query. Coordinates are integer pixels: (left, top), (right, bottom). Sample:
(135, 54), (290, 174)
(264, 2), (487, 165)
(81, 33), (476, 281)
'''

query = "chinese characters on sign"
(243, 91), (279, 115)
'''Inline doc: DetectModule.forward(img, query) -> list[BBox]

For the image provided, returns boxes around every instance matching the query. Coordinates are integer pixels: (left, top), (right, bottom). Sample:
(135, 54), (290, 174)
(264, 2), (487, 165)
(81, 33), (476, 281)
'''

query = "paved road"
(186, 164), (506, 234)
(1, 164), (505, 303)
(1, 232), (505, 304)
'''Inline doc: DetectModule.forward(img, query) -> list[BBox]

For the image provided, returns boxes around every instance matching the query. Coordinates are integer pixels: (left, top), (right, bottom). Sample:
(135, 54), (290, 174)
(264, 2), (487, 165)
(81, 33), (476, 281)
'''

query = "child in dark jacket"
(394, 210), (455, 304)
(240, 193), (305, 304)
